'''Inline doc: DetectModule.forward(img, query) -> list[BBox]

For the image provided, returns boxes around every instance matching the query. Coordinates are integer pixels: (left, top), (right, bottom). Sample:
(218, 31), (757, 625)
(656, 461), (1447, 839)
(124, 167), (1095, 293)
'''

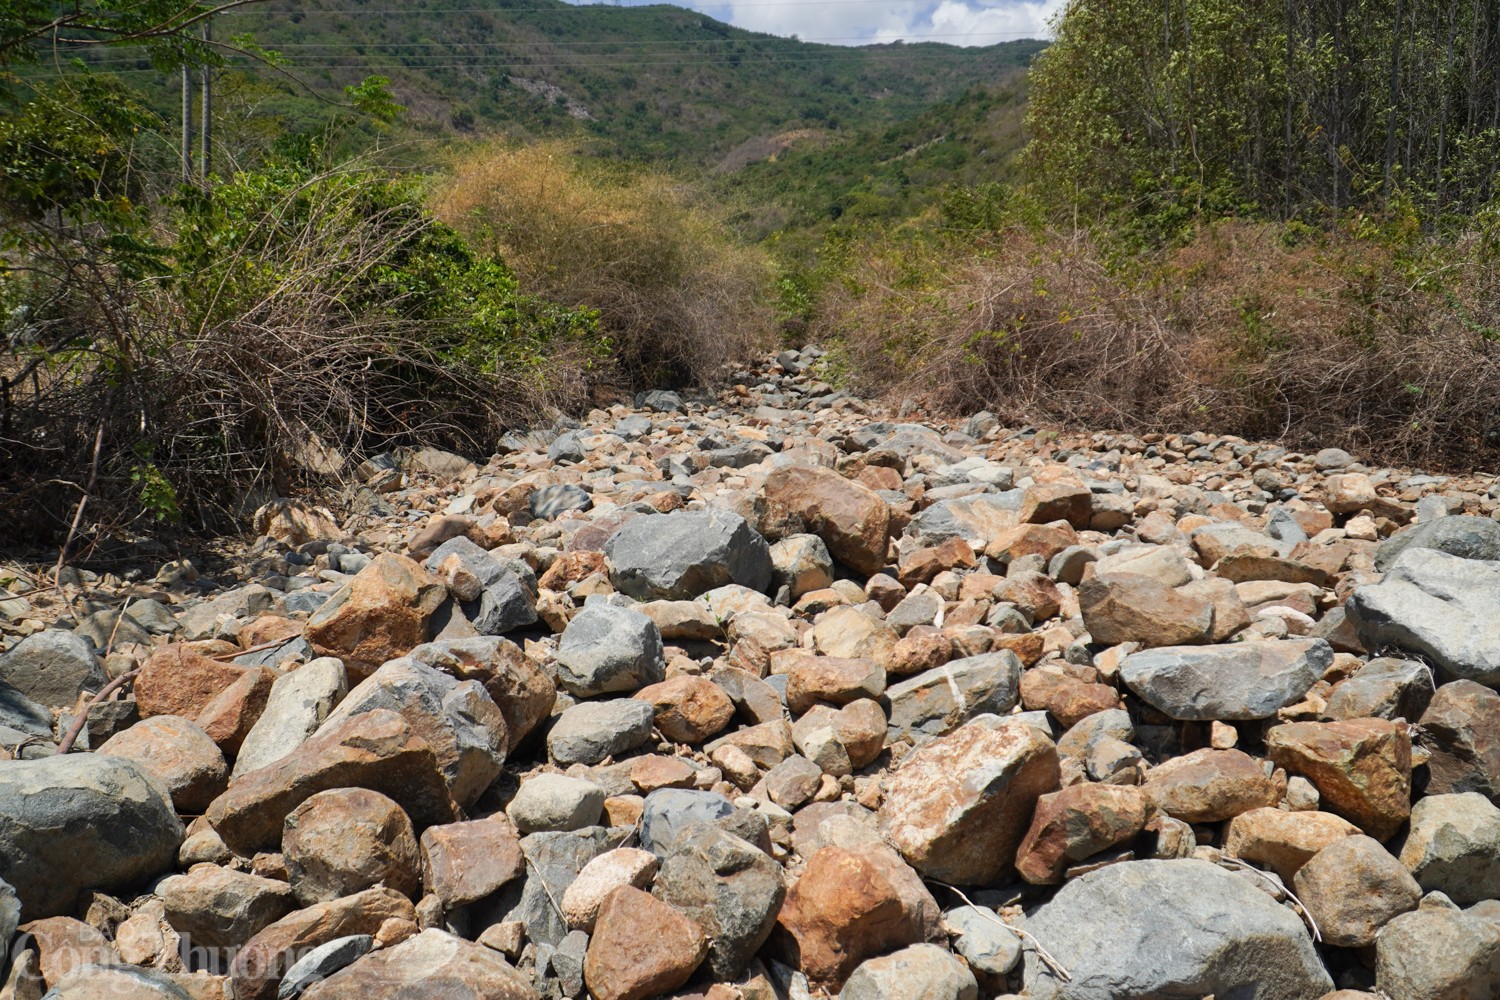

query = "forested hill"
(64, 0), (1044, 164)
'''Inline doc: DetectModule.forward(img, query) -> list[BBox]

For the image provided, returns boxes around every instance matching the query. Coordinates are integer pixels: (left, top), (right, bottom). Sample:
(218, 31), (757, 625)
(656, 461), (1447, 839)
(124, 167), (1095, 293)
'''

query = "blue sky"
(568, 1), (1066, 46)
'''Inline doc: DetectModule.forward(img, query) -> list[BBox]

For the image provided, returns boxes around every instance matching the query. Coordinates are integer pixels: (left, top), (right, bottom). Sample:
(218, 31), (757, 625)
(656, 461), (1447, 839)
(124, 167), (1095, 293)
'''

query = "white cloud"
(598, 1), (1066, 46)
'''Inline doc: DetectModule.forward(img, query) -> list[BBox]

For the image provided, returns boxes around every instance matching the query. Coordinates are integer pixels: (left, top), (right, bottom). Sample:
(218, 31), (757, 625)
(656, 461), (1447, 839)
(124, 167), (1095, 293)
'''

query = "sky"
(570, 0), (1068, 46)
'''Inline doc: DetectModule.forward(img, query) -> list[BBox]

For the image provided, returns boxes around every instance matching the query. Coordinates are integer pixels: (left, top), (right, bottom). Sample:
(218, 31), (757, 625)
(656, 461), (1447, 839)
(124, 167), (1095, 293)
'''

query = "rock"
(135, 644), (248, 719)
(316, 656), (506, 809)
(1419, 681), (1500, 798)
(195, 665), (275, 756)
(299, 929), (533, 1000)
(547, 699), (656, 766)
(233, 658), (348, 778)
(583, 887), (708, 1000)
(1021, 481), (1093, 529)
(1346, 548), (1500, 685)
(206, 708), (455, 855)
(0, 755), (182, 919)
(639, 788), (735, 856)
(884, 652), (1023, 744)
(792, 700), (885, 775)
(304, 553), (447, 681)
(506, 774), (606, 832)
(277, 934), (373, 999)
(1399, 793), (1500, 905)
(771, 535), (836, 600)
(1143, 748), (1279, 824)
(230, 886), (416, 1000)
(653, 826), (786, 979)
(97, 715), (228, 814)
(1266, 718), (1412, 841)
(1223, 808), (1361, 883)
(839, 943), (978, 1000)
(811, 606), (897, 662)
(36, 965), (195, 1000)
(562, 848), (659, 932)
(0, 630), (104, 707)
(1120, 639), (1330, 721)
(420, 816), (524, 909)
(488, 828), (616, 948)
(765, 754), (824, 809)
(1018, 859), (1332, 999)
(1375, 898), (1500, 1000)
(468, 574), (539, 636)
(1078, 574), (1215, 647)
(531, 484), (592, 519)
(553, 604), (665, 697)
(772, 843), (942, 989)
(1375, 514), (1500, 570)
(1014, 783), (1150, 884)
(0, 877), (16, 970)
(0, 678), (52, 740)
(879, 715), (1060, 884)
(944, 905), (1022, 977)
(1323, 656), (1433, 722)
(633, 675), (735, 744)
(408, 637), (555, 751)
(283, 788), (421, 905)
(1292, 835), (1421, 947)
(158, 866), (295, 950)
(785, 655), (885, 714)
(761, 466), (891, 575)
(606, 509), (772, 600)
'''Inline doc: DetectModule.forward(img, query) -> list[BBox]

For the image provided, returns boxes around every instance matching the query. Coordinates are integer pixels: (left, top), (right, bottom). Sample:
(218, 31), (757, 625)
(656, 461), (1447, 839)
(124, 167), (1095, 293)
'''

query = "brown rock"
(410, 637), (555, 751)
(1293, 835), (1422, 947)
(1267, 718), (1412, 841)
(634, 675), (736, 744)
(761, 466), (891, 576)
(879, 715), (1060, 884)
(1143, 748), (1279, 824)
(897, 538), (976, 589)
(230, 886), (415, 1000)
(881, 633), (954, 677)
(630, 754), (698, 792)
(810, 606), (898, 662)
(1019, 666), (1120, 728)
(195, 666), (275, 756)
(1419, 680), (1500, 799)
(785, 655), (886, 714)
(97, 715), (228, 814)
(135, 645), (248, 719)
(539, 550), (609, 591)
(1223, 807), (1362, 883)
(583, 887), (708, 1000)
(205, 708), (456, 854)
(997, 571), (1064, 623)
(1015, 783), (1150, 884)
(1021, 482), (1093, 529)
(158, 866), (295, 950)
(985, 522), (1080, 563)
(1079, 574), (1214, 647)
(283, 788), (421, 905)
(772, 844), (941, 989)
(300, 928), (533, 1000)
(406, 515), (474, 561)
(304, 553), (447, 681)
(420, 815), (524, 908)
(18, 917), (114, 988)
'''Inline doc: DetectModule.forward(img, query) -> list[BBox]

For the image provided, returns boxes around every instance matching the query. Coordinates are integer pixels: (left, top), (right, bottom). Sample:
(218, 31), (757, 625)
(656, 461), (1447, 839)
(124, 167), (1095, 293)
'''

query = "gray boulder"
(1399, 793), (1500, 906)
(1018, 859), (1332, 1000)
(41, 965), (195, 999)
(0, 630), (105, 707)
(1119, 639), (1330, 721)
(553, 604), (665, 697)
(506, 774), (606, 833)
(840, 944), (978, 1000)
(884, 652), (1023, 743)
(0, 755), (182, 918)
(653, 825), (786, 978)
(1376, 514), (1500, 570)
(606, 509), (772, 601)
(482, 827), (616, 948)
(232, 657), (348, 778)
(531, 484), (592, 519)
(944, 905), (1022, 977)
(1347, 548), (1500, 685)
(0, 876), (17, 970)
(1323, 656), (1433, 722)
(547, 699), (655, 766)
(1375, 896), (1500, 1000)
(640, 789), (736, 856)
(0, 678), (53, 739)
(278, 935), (373, 999)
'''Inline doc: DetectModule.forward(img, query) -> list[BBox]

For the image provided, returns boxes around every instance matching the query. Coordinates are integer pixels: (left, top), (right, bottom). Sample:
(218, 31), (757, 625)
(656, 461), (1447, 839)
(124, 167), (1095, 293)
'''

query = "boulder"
(277, 934), (372, 999)
(653, 825), (786, 978)
(606, 509), (772, 600)
(36, 965), (197, 1000)
(879, 715), (1060, 884)
(97, 715), (228, 814)
(633, 675), (735, 744)
(299, 929), (533, 1000)
(195, 665), (275, 756)
(1399, 793), (1500, 905)
(158, 866), (295, 950)
(1346, 548), (1500, 685)
(0, 755), (182, 919)
(1375, 897), (1500, 1000)
(1223, 808), (1361, 883)
(561, 848), (659, 932)
(486, 828), (616, 948)
(232, 658), (348, 778)
(135, 644), (247, 719)
(304, 553), (447, 681)
(839, 943), (979, 1000)
(0, 630), (105, 707)
(582, 887), (708, 1000)
(1323, 656), (1433, 722)
(1292, 835), (1421, 947)
(1142, 748), (1279, 824)
(1266, 718), (1412, 841)
(944, 905), (1022, 978)
(770, 534), (836, 600)
(553, 604), (665, 697)
(1018, 859), (1332, 999)
(1375, 514), (1500, 570)
(761, 466), (892, 575)
(282, 788), (421, 905)
(1419, 680), (1500, 798)
(1120, 639), (1330, 721)
(785, 655), (885, 714)
(884, 652), (1022, 744)
(206, 708), (455, 855)
(407, 637), (555, 751)
(639, 788), (737, 856)
(547, 699), (656, 766)
(1014, 783), (1150, 884)
(1079, 574), (1215, 647)
(420, 816), (525, 909)
(506, 773), (606, 833)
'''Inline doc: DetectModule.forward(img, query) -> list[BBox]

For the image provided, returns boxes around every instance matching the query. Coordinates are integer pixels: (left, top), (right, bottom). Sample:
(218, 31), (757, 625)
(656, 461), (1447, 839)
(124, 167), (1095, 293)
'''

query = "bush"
(432, 142), (774, 387)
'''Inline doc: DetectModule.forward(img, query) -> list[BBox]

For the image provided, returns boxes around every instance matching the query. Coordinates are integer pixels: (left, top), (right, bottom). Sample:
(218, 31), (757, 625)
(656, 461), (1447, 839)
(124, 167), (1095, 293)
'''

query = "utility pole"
(181, 62), (193, 184)
(200, 20), (212, 181)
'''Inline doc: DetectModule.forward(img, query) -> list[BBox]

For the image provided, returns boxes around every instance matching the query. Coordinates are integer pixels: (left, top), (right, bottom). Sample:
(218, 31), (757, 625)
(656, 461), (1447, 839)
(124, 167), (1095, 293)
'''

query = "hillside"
(57, 0), (1043, 165)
